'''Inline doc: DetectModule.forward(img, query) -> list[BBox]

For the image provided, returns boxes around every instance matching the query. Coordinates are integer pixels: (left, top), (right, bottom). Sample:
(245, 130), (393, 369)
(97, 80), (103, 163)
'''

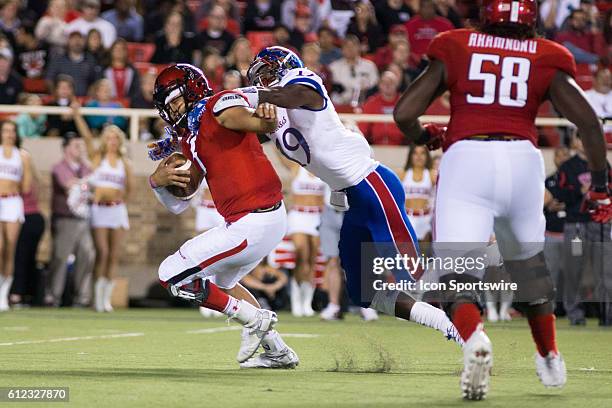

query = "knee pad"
(505, 252), (555, 309)
(438, 273), (484, 317)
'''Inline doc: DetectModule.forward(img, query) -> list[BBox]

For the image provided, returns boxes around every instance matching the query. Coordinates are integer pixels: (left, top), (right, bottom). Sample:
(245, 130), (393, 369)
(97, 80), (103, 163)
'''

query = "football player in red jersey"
(394, 0), (610, 400)
(149, 64), (299, 369)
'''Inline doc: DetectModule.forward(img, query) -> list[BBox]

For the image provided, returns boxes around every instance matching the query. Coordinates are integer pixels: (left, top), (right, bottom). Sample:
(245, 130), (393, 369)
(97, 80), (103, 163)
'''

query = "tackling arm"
(216, 105), (277, 134)
(393, 59), (448, 143)
(258, 84), (325, 110)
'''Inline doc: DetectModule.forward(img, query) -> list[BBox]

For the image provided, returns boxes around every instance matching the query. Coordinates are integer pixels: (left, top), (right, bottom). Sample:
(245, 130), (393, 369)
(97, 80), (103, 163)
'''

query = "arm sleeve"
(211, 91), (250, 116)
(426, 31), (453, 64)
(152, 186), (191, 214)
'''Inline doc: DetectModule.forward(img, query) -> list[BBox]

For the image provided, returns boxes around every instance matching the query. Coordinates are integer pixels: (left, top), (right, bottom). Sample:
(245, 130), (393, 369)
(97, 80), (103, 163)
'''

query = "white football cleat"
(461, 324), (493, 400)
(240, 346), (300, 369)
(535, 351), (566, 388)
(231, 301), (278, 363)
(360, 307), (379, 321)
(486, 307), (499, 323)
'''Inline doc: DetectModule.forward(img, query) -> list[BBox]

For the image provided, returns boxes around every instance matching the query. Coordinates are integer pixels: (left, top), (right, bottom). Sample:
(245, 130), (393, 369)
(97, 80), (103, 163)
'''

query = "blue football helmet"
(247, 46), (304, 87)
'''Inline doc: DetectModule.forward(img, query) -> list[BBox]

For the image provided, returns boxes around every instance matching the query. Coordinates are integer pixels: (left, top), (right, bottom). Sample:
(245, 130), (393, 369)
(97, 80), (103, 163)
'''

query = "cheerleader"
(73, 104), (133, 312)
(0, 120), (32, 311)
(285, 163), (326, 317)
(400, 145), (435, 244)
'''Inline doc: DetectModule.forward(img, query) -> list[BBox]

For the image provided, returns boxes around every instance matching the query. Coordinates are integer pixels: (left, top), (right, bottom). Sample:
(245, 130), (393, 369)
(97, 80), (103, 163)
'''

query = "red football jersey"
(427, 29), (577, 150)
(181, 90), (283, 222)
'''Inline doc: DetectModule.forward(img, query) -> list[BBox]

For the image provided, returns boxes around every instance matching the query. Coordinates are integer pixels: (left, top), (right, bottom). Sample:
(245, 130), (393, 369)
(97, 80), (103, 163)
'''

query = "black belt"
(251, 201), (282, 214)
(466, 135), (524, 142)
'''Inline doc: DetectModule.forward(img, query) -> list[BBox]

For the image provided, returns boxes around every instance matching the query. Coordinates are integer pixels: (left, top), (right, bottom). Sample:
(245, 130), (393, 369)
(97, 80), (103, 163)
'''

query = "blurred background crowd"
(0, 0), (610, 325)
(0, 0), (609, 144)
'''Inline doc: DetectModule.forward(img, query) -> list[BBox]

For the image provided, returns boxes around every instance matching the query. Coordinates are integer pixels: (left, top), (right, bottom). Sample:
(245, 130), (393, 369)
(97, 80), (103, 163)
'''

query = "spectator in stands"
(11, 149), (45, 306)
(196, 0), (241, 32)
(288, 7), (312, 52)
(222, 69), (243, 90)
(405, 0), (454, 67)
(101, 0), (143, 43)
(391, 39), (421, 82)
(0, 0), (20, 45)
(244, 0), (282, 32)
(375, 0), (413, 35)
(329, 34), (379, 106)
(150, 11), (196, 65)
(0, 119), (31, 311)
(102, 38), (140, 101)
(15, 93), (47, 138)
(584, 67), (612, 135)
(359, 71), (406, 145)
(301, 42), (333, 91)
(131, 68), (164, 140)
(34, 0), (68, 54)
(555, 9), (607, 64)
(543, 146), (570, 313)
(241, 258), (289, 311)
(272, 24), (297, 52)
(46, 75), (78, 137)
(197, 5), (235, 57)
(13, 25), (49, 80)
(225, 37), (253, 79)
(281, 0), (325, 33)
(45, 30), (100, 96)
(201, 46), (224, 92)
(85, 28), (109, 67)
(557, 133), (612, 326)
(373, 24), (408, 70)
(46, 133), (95, 307)
(84, 78), (128, 131)
(434, 0), (463, 28)
(326, 0), (359, 38)
(346, 1), (384, 54)
(317, 27), (342, 65)
(0, 47), (22, 104)
(66, 0), (116, 49)
(540, 0), (581, 33)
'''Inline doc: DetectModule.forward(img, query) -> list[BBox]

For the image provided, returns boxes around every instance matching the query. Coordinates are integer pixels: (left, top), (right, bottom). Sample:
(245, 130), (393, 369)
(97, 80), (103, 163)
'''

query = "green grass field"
(1, 308), (611, 407)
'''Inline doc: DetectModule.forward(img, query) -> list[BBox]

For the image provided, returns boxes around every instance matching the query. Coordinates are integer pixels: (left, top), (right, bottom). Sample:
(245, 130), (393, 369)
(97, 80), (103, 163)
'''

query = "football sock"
(200, 280), (234, 313)
(290, 278), (303, 316)
(451, 303), (482, 341)
(410, 301), (464, 345)
(528, 313), (558, 357)
(300, 281), (315, 316)
(261, 330), (288, 354)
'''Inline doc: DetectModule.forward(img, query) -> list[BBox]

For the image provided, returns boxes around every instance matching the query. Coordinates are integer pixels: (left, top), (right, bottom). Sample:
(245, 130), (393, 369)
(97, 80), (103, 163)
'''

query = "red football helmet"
(481, 0), (537, 28)
(153, 64), (213, 129)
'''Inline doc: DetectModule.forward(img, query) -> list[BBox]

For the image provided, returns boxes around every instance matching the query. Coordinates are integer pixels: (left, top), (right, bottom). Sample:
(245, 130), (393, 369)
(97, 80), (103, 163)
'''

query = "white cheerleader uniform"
(287, 167), (326, 236)
(90, 158), (129, 229)
(0, 147), (24, 223)
(194, 180), (224, 232)
(402, 168), (433, 240)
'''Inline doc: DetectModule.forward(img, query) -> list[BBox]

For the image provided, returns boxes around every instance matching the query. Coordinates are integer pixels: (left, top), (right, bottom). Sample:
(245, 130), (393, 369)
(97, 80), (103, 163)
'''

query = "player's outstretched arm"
(549, 71), (607, 173)
(258, 84), (325, 110)
(216, 103), (278, 134)
(393, 59), (448, 141)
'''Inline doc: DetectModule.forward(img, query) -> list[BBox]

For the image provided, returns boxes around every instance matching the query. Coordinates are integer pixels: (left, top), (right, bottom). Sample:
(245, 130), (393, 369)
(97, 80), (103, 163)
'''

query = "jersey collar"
(187, 99), (208, 135)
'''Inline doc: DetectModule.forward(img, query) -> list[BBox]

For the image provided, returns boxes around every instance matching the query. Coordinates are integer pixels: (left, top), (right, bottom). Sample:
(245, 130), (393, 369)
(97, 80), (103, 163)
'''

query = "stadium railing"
(0, 104), (583, 142)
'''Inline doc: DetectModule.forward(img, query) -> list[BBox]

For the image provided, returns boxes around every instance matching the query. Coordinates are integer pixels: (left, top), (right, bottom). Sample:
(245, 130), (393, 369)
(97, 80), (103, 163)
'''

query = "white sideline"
(0, 332), (144, 346)
(187, 326), (241, 334)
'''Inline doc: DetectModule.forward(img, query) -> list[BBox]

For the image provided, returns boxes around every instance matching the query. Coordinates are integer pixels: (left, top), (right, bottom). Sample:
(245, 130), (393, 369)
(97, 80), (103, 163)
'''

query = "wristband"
(149, 175), (160, 189)
(591, 169), (609, 188)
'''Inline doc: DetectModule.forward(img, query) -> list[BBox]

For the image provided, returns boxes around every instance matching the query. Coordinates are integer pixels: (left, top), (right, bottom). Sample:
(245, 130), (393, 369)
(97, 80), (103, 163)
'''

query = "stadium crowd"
(0, 0), (610, 324)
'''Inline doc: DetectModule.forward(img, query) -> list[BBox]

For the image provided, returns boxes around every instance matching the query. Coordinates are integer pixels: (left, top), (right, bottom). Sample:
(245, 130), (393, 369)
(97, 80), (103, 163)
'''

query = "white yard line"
(186, 326), (241, 334)
(0, 332), (144, 346)
(186, 326), (322, 338)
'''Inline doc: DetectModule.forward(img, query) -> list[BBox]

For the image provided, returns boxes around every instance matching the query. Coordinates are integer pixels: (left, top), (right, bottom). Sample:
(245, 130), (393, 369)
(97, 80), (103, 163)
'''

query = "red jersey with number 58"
(427, 28), (576, 150)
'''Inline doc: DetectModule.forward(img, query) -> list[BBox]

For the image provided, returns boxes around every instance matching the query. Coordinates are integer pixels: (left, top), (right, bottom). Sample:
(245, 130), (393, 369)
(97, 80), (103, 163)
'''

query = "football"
(165, 152), (203, 200)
